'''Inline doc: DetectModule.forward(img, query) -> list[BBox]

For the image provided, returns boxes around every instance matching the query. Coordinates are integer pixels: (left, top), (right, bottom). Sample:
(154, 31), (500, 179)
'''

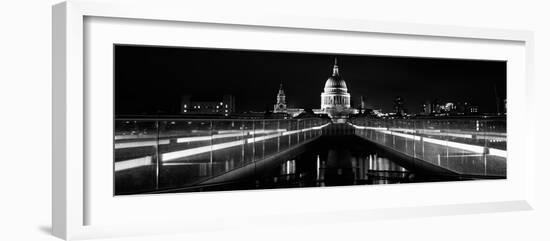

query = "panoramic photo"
(113, 45), (507, 195)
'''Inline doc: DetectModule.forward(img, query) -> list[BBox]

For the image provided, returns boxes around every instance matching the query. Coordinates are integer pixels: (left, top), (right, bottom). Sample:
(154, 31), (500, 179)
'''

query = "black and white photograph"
(5, 0), (550, 240)
(114, 45), (507, 195)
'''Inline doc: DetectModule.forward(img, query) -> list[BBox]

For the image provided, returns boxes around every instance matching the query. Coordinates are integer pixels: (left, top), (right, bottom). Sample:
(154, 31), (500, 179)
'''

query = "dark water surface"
(163, 135), (461, 193)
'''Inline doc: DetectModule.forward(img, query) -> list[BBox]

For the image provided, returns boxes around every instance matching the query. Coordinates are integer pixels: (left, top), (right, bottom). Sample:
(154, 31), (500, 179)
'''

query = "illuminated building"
(443, 102), (456, 112)
(357, 95), (368, 114)
(180, 94), (235, 116)
(468, 105), (479, 114)
(421, 100), (433, 115)
(272, 83), (304, 117)
(393, 96), (406, 115)
(320, 58), (353, 122)
(421, 100), (480, 116)
(273, 83), (287, 113)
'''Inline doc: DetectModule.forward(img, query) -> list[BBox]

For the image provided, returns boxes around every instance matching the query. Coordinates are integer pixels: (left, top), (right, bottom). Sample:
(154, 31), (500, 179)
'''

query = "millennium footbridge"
(114, 117), (506, 195)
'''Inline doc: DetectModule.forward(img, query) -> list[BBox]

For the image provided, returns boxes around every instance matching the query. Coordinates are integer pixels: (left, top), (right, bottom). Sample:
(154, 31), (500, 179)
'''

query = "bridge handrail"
(114, 117), (331, 195)
(349, 117), (507, 177)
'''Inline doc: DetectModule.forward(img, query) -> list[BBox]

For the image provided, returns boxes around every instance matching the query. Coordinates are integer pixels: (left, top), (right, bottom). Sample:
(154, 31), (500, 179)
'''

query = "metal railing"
(349, 117), (507, 177)
(114, 118), (330, 194)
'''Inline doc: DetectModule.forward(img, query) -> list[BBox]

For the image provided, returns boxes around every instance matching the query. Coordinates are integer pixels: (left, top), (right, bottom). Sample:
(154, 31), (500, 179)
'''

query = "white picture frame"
(52, 0), (535, 240)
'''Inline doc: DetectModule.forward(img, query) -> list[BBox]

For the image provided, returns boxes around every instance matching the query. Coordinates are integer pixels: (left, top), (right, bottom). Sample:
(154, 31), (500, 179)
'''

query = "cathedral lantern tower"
(321, 58), (352, 122)
(274, 82), (287, 113)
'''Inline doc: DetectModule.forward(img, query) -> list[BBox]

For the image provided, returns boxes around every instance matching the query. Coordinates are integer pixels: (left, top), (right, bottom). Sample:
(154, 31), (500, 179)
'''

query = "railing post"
(262, 120), (265, 160)
(277, 120), (280, 153)
(209, 120), (213, 177)
(405, 132), (408, 153)
(297, 119), (300, 144)
(446, 138), (449, 168)
(483, 120), (488, 175)
(252, 120), (255, 163)
(289, 120), (292, 146)
(392, 130), (395, 147)
(306, 119), (308, 139)
(413, 121), (416, 158)
(241, 121), (245, 166)
(307, 119), (310, 140)
(305, 119), (308, 140)
(154, 120), (160, 190)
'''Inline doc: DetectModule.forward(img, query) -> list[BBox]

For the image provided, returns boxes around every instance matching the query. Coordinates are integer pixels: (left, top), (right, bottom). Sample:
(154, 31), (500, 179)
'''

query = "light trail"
(352, 124), (507, 158)
(115, 139), (170, 149)
(489, 148), (507, 158)
(247, 133), (282, 143)
(351, 124), (504, 139)
(350, 124), (387, 131)
(162, 124), (328, 162)
(114, 156), (152, 172)
(115, 129), (289, 149)
(176, 132), (244, 143)
(422, 136), (485, 153)
(417, 131), (472, 139)
(162, 139), (246, 162)
(116, 123), (330, 169)
(176, 129), (287, 143)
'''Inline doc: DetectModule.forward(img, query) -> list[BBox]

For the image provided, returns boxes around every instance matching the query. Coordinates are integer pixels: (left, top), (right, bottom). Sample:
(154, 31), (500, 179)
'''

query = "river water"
(185, 135), (459, 192)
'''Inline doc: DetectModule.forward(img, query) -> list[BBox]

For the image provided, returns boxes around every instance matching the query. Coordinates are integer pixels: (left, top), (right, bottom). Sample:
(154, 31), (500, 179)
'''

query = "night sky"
(115, 45), (506, 115)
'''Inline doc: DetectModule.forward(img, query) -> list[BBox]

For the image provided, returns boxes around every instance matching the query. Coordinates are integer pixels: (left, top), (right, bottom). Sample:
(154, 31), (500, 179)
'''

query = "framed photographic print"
(53, 0), (535, 240)
(113, 45), (508, 196)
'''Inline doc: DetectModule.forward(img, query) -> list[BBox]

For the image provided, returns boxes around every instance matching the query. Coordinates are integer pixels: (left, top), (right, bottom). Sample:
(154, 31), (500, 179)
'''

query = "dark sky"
(115, 45), (506, 115)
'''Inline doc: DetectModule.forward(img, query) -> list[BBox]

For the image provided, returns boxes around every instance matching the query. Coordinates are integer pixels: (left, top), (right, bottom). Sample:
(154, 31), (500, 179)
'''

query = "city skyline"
(115, 45), (506, 116)
(114, 45), (507, 195)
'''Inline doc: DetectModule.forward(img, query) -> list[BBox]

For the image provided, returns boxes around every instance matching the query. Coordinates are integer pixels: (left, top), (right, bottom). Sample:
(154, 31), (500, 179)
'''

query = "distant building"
(180, 94), (235, 116)
(273, 83), (287, 113)
(272, 83), (304, 117)
(421, 99), (479, 116)
(319, 58), (354, 122)
(371, 108), (384, 117)
(468, 105), (479, 114)
(358, 95), (368, 114)
(421, 100), (433, 115)
(393, 96), (406, 115)
(443, 102), (456, 112)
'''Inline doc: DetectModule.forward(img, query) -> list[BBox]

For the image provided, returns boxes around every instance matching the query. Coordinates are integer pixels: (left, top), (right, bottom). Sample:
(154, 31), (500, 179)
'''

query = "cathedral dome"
(323, 58), (348, 93)
(324, 76), (347, 90)
(320, 57), (351, 117)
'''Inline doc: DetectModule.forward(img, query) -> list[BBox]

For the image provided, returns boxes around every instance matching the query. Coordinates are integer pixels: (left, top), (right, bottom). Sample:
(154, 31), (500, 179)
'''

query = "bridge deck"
(114, 119), (507, 194)
(350, 123), (506, 177)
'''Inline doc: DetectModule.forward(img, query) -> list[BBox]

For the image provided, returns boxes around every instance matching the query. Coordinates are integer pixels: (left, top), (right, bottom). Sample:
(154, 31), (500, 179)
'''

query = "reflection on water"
(159, 136), (459, 193)
(263, 137), (414, 189)
(322, 153), (410, 185)
(247, 137), (452, 188)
